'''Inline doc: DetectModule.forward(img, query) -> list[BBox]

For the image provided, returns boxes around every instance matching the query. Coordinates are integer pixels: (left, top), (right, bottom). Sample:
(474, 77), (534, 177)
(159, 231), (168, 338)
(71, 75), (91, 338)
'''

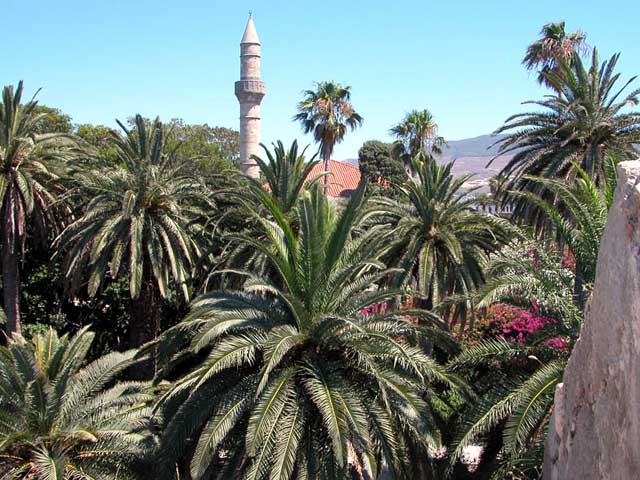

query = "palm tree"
(154, 183), (462, 479)
(522, 21), (588, 88)
(492, 50), (640, 222)
(364, 159), (513, 327)
(250, 140), (323, 214)
(56, 115), (211, 375)
(294, 81), (363, 194)
(0, 82), (76, 334)
(206, 140), (325, 290)
(390, 109), (446, 175)
(0, 327), (155, 479)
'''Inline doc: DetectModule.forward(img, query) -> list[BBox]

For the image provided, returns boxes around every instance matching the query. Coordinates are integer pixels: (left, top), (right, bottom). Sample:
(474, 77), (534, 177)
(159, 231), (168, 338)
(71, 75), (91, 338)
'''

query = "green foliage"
(493, 50), (640, 223)
(155, 183), (462, 479)
(294, 81), (363, 193)
(0, 327), (155, 478)
(476, 238), (580, 329)
(164, 118), (239, 171)
(390, 109), (447, 174)
(449, 357), (563, 478)
(252, 140), (322, 214)
(201, 141), (324, 291)
(365, 159), (513, 319)
(522, 21), (588, 88)
(0, 81), (78, 333)
(357, 140), (407, 197)
(448, 234), (583, 477)
(76, 122), (119, 162)
(516, 160), (616, 308)
(19, 247), (131, 357)
(57, 114), (210, 302)
(32, 105), (74, 133)
(3, 31), (636, 480)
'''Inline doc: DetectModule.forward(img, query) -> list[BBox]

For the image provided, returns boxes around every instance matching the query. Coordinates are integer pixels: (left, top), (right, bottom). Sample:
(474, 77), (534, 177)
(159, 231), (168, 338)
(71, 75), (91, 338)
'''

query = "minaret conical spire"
(235, 14), (266, 178)
(241, 15), (260, 45)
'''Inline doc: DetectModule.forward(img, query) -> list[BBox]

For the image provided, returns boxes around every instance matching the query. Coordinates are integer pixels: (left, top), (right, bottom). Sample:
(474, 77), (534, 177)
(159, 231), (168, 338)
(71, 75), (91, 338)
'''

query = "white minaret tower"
(235, 14), (266, 178)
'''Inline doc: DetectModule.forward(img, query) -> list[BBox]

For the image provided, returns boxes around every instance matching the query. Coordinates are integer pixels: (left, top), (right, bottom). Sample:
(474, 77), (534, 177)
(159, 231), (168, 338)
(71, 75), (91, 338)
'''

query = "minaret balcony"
(235, 80), (266, 97)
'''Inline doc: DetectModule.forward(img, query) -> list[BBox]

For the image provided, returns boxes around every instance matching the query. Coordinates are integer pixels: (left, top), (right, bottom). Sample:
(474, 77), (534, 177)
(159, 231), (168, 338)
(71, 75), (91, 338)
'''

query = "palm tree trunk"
(323, 153), (330, 196)
(2, 192), (20, 336)
(129, 261), (160, 379)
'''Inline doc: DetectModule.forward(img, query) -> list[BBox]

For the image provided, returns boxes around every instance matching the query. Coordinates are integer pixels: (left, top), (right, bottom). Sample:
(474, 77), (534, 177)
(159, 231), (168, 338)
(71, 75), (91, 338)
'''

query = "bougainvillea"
(478, 302), (558, 345)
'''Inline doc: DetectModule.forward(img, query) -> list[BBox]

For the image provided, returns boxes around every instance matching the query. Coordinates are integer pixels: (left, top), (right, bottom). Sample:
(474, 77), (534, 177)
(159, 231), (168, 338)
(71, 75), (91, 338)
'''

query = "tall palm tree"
(0, 82), (76, 335)
(56, 115), (211, 375)
(492, 50), (640, 221)
(294, 81), (363, 194)
(0, 327), (155, 479)
(364, 159), (512, 325)
(154, 183), (462, 479)
(522, 21), (588, 88)
(390, 109), (446, 175)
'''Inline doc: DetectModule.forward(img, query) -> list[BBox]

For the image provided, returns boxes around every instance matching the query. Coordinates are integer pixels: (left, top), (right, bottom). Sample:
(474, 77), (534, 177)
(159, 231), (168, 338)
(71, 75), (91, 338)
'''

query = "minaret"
(235, 15), (266, 178)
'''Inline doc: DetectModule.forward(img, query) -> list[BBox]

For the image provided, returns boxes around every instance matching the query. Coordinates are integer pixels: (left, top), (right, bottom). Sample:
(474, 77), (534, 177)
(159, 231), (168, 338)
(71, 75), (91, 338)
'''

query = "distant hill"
(436, 134), (512, 192)
(345, 133), (515, 192)
(440, 134), (507, 158)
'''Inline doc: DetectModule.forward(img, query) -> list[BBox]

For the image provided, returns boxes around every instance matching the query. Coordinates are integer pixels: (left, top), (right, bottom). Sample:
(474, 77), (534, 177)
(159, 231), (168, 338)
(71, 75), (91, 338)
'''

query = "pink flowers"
(485, 303), (556, 345)
(359, 302), (387, 316)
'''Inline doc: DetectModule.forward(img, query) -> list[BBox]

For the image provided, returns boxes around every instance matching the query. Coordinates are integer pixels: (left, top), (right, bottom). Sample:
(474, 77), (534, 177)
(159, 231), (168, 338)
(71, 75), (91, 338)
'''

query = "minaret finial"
(248, 10), (252, 17)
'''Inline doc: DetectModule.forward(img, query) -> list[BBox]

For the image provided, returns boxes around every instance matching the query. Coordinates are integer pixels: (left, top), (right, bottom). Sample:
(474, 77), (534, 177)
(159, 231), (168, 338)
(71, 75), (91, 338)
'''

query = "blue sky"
(4, 0), (638, 160)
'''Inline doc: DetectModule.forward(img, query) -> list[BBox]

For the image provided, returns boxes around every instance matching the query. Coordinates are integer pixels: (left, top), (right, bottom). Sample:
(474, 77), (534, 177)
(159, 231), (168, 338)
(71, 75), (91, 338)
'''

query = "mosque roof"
(307, 160), (362, 198)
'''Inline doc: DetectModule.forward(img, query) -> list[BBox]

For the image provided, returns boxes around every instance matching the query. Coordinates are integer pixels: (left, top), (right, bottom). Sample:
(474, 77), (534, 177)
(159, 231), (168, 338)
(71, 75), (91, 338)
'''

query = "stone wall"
(544, 160), (640, 479)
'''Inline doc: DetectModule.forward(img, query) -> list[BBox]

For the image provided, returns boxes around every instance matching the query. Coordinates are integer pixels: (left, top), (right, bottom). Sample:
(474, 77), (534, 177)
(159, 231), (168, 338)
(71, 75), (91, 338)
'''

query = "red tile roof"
(307, 160), (361, 198)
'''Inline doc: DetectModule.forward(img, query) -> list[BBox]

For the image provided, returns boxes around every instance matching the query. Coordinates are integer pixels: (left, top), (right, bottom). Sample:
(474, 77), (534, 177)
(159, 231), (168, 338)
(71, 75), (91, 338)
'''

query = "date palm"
(0, 327), (155, 479)
(390, 109), (446, 175)
(0, 82), (76, 334)
(205, 140), (324, 290)
(154, 183), (462, 479)
(56, 115), (211, 375)
(522, 21), (588, 89)
(294, 81), (363, 194)
(364, 159), (512, 322)
(492, 50), (640, 222)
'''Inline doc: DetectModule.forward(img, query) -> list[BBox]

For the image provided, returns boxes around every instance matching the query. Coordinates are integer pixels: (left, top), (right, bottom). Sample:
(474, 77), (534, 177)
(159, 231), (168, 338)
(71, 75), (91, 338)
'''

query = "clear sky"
(4, 0), (638, 160)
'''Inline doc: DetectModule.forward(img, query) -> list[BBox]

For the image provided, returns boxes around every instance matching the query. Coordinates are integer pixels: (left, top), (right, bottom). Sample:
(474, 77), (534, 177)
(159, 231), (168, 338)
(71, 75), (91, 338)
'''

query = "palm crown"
(365, 159), (512, 320)
(294, 81), (363, 193)
(515, 160), (616, 308)
(250, 140), (322, 214)
(390, 109), (447, 173)
(522, 21), (588, 88)
(0, 327), (155, 479)
(493, 50), (640, 221)
(155, 183), (462, 479)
